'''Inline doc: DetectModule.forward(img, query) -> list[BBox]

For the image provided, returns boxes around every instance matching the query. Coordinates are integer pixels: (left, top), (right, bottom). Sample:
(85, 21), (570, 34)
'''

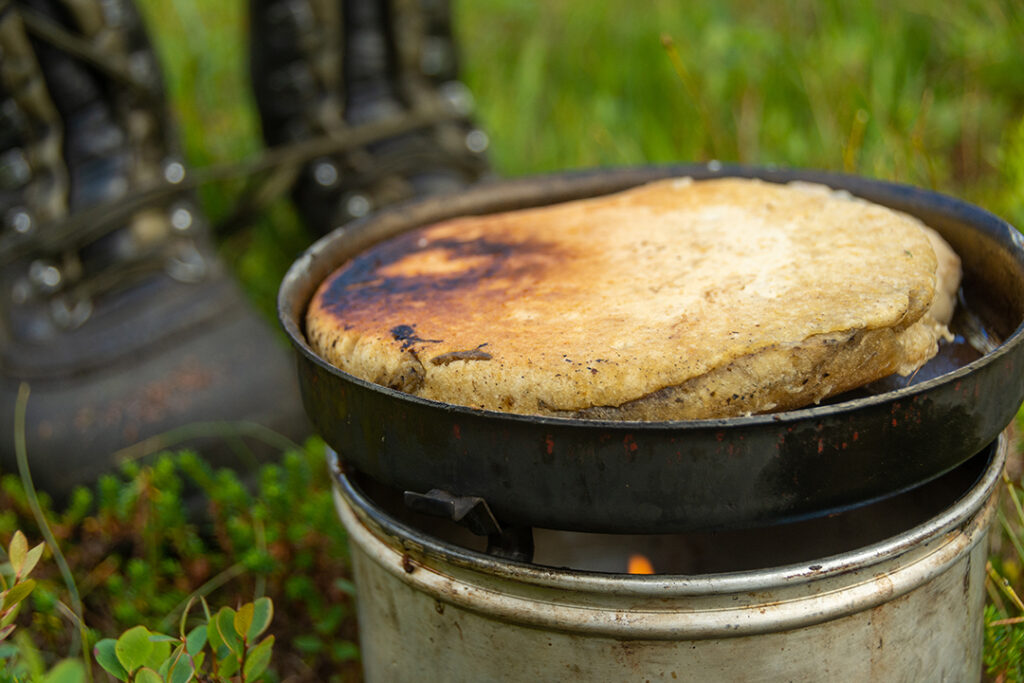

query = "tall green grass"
(459, 0), (1024, 224)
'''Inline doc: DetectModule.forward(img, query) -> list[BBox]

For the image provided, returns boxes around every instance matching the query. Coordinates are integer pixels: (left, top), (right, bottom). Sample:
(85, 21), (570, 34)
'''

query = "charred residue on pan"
(390, 325), (442, 351)
(319, 227), (566, 324)
(431, 343), (492, 365)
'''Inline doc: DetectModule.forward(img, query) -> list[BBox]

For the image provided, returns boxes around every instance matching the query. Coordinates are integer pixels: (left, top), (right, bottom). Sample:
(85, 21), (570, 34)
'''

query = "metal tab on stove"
(403, 488), (502, 537)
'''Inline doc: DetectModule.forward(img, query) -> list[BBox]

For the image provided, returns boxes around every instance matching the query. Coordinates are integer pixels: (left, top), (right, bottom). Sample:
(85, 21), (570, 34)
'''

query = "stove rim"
(331, 433), (1004, 593)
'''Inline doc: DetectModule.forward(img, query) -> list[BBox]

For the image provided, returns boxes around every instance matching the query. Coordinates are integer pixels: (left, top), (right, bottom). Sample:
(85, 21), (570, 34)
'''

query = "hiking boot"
(0, 0), (309, 498)
(249, 0), (491, 236)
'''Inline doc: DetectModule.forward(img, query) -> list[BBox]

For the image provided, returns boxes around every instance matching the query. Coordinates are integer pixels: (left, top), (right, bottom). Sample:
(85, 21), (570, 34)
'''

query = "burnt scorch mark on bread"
(383, 350), (425, 393)
(390, 325), (442, 350)
(319, 230), (565, 320)
(431, 344), (492, 365)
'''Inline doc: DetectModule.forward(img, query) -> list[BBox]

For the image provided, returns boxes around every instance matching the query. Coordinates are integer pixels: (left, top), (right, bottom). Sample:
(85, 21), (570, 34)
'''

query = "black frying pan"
(279, 164), (1024, 533)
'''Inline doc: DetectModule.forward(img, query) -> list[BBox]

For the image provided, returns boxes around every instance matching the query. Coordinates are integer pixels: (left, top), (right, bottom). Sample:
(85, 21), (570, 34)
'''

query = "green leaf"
(41, 658), (86, 683)
(8, 531), (26, 577)
(94, 639), (129, 681)
(19, 543), (44, 580)
(179, 595), (197, 639)
(0, 623), (15, 642)
(115, 625), (154, 673)
(199, 596), (212, 622)
(233, 603), (254, 641)
(134, 667), (162, 683)
(2, 578), (35, 610)
(243, 635), (274, 681)
(206, 614), (224, 653)
(219, 651), (239, 678)
(214, 607), (242, 655)
(14, 629), (43, 679)
(247, 597), (273, 641)
(0, 601), (21, 628)
(145, 636), (172, 670)
(158, 653), (172, 679)
(167, 648), (195, 683)
(185, 625), (207, 656)
(332, 640), (360, 662)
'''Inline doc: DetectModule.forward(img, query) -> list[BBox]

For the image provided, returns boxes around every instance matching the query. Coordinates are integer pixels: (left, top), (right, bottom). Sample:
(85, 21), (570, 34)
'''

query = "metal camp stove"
(330, 438), (1002, 682)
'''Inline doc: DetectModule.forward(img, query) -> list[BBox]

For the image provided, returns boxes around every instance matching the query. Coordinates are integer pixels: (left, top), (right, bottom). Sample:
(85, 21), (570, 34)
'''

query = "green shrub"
(0, 440), (360, 682)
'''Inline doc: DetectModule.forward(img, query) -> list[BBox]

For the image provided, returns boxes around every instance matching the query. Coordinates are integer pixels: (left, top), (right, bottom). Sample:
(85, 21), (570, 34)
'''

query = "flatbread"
(306, 177), (960, 420)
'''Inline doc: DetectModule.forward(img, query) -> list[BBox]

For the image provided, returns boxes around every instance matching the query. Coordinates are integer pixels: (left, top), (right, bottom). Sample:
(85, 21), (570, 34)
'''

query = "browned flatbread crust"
(306, 178), (959, 419)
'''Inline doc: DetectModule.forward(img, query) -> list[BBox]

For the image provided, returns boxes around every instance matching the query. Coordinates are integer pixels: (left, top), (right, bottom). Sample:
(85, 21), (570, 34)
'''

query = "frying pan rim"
(279, 163), (1024, 432)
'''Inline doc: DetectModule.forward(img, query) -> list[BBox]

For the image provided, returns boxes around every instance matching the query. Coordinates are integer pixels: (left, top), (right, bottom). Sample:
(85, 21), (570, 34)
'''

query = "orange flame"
(627, 553), (655, 575)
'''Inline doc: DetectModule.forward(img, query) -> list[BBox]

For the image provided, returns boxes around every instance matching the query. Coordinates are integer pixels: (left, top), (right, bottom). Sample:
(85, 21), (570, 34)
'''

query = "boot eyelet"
(439, 81), (474, 116)
(170, 205), (194, 232)
(7, 207), (33, 234)
(163, 160), (186, 184)
(466, 129), (489, 154)
(344, 193), (371, 218)
(28, 260), (62, 293)
(314, 159), (339, 187)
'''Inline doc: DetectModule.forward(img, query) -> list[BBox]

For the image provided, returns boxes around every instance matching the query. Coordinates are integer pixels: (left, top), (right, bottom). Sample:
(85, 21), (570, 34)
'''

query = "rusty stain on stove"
(623, 434), (638, 456)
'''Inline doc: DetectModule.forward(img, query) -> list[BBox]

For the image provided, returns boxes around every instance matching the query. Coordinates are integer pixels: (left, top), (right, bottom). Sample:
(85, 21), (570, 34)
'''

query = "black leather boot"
(0, 0), (309, 498)
(249, 0), (491, 236)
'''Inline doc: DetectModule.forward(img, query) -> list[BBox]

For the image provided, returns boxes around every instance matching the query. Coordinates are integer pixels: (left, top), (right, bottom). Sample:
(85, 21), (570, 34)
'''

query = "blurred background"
(133, 0), (1024, 318)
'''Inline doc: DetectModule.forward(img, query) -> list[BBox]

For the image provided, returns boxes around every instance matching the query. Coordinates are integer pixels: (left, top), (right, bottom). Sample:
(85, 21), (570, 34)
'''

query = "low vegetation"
(0, 441), (359, 681)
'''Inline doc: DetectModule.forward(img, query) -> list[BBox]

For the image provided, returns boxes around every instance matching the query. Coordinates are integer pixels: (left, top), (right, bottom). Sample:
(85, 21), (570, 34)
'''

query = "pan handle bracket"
(403, 488), (503, 536)
(403, 488), (534, 562)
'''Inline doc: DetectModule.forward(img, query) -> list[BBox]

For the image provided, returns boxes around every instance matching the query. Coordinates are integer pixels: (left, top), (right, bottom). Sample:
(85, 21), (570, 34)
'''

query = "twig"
(987, 560), (1024, 614)
(14, 383), (94, 682)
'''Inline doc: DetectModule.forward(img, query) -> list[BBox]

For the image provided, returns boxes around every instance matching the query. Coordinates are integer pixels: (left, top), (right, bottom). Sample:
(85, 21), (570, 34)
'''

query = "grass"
(456, 0), (1024, 220)
(7, 0), (1024, 680)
